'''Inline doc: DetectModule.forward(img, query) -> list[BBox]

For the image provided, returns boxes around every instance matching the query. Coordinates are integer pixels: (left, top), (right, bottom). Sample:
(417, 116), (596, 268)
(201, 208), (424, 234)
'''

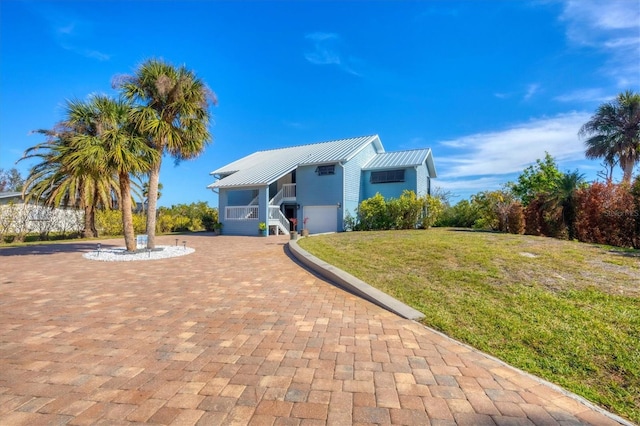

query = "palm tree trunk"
(145, 159), (162, 249)
(120, 175), (136, 252)
(621, 157), (634, 185)
(82, 205), (93, 239)
(91, 185), (99, 237)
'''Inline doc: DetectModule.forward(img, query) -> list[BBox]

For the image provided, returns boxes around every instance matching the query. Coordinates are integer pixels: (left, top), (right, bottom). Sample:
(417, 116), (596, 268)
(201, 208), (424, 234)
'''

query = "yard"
(298, 228), (640, 424)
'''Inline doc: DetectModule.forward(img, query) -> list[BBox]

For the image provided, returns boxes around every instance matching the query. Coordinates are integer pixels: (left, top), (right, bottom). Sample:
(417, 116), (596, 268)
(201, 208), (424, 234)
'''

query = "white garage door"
(304, 205), (338, 234)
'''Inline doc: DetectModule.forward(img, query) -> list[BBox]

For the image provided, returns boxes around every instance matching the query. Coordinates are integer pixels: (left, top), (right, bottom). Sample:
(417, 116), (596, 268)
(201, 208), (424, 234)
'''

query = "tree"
(580, 90), (640, 184)
(510, 152), (562, 206)
(64, 95), (158, 251)
(0, 168), (24, 192)
(471, 189), (517, 232)
(20, 127), (119, 238)
(115, 59), (217, 248)
(544, 170), (586, 240)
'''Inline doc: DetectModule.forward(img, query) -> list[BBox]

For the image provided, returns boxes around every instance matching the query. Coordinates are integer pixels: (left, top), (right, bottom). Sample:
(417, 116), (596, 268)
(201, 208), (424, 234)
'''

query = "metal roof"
(363, 149), (429, 170)
(0, 191), (22, 199)
(363, 148), (437, 177)
(208, 135), (383, 189)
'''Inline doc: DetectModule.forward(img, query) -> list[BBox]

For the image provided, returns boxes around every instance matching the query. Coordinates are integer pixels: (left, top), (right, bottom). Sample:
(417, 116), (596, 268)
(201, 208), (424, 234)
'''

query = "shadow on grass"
(446, 227), (502, 234)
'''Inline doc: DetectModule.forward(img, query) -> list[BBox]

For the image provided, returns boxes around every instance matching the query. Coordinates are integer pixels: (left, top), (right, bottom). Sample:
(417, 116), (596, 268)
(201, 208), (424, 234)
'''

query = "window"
(370, 169), (405, 183)
(316, 165), (335, 175)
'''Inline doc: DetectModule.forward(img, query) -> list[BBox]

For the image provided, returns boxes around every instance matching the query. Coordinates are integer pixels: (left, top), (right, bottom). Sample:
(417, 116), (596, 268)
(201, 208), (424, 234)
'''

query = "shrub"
(575, 182), (639, 248)
(507, 202), (525, 234)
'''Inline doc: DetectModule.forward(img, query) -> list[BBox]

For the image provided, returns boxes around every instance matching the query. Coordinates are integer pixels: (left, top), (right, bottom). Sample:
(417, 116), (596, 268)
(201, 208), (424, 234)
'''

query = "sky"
(1, 0), (639, 207)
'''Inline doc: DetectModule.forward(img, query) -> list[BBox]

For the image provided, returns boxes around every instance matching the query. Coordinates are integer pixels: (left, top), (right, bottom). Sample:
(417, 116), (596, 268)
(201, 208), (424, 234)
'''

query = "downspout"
(338, 162), (346, 232)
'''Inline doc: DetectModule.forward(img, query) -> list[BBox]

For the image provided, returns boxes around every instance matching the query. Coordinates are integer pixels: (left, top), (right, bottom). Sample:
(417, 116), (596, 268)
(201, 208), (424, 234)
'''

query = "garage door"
(303, 205), (338, 234)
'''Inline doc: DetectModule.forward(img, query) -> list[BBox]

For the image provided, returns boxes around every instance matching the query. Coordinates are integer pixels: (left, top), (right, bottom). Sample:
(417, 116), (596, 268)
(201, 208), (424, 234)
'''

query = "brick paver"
(0, 234), (629, 425)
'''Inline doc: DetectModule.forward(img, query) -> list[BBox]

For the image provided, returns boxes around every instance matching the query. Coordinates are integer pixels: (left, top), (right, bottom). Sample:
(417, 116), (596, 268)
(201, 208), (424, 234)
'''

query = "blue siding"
(219, 186), (266, 236)
(362, 167), (418, 200)
(227, 189), (257, 205)
(296, 164), (342, 227)
(342, 143), (378, 230)
(223, 220), (259, 236)
(296, 164), (343, 206)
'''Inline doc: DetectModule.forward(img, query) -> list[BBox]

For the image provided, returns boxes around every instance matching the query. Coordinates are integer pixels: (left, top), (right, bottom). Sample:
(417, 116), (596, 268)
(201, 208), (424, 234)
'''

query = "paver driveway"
(0, 234), (626, 425)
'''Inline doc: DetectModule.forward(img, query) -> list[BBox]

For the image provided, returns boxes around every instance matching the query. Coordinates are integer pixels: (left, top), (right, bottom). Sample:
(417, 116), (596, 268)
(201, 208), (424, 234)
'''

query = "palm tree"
(545, 170), (586, 240)
(580, 90), (640, 184)
(64, 95), (159, 251)
(114, 59), (217, 248)
(20, 127), (119, 238)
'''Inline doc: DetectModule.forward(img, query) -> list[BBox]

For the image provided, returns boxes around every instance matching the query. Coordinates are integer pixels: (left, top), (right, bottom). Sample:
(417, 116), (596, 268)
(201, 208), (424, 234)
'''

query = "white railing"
(226, 206), (259, 220)
(269, 206), (290, 233)
(282, 183), (296, 199)
(248, 195), (259, 205)
(269, 184), (297, 206)
(270, 189), (284, 206)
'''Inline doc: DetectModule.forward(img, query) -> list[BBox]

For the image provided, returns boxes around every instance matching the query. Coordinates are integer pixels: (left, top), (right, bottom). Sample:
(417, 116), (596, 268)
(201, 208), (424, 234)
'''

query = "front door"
(283, 205), (297, 231)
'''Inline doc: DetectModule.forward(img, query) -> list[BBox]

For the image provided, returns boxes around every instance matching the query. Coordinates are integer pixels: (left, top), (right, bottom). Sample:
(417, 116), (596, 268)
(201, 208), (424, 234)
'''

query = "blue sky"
(1, 0), (639, 207)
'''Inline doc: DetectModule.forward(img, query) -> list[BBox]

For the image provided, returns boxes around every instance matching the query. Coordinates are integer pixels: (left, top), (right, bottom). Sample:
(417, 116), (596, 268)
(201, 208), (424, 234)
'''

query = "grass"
(298, 228), (640, 424)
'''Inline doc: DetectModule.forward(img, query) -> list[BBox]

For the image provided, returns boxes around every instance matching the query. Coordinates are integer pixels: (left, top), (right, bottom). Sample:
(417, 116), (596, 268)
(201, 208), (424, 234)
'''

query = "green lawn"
(298, 228), (640, 424)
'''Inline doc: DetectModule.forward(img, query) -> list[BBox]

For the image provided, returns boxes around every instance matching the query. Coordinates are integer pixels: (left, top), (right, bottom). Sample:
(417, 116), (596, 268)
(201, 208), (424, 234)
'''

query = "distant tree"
(0, 168), (24, 192)
(544, 170), (586, 240)
(115, 58), (217, 248)
(579, 90), (640, 184)
(436, 199), (481, 228)
(471, 189), (517, 232)
(510, 152), (562, 206)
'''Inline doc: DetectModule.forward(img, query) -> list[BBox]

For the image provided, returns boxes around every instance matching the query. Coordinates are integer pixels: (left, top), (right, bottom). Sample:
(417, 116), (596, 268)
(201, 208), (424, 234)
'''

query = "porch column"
(258, 186), (269, 225)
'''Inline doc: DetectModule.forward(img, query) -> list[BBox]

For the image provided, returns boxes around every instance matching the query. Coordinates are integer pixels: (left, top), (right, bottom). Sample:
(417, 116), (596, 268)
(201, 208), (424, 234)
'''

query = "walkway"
(0, 234), (627, 425)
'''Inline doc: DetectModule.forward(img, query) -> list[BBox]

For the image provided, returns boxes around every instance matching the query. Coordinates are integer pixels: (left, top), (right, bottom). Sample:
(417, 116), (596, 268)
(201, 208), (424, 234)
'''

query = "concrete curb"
(288, 238), (425, 321)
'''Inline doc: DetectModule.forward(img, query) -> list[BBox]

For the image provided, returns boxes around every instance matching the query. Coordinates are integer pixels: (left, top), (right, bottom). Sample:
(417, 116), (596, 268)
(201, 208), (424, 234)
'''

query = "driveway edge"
(288, 238), (425, 321)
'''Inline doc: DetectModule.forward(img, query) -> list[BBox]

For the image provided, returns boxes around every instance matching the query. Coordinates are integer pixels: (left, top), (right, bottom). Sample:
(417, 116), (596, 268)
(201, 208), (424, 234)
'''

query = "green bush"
(355, 191), (442, 231)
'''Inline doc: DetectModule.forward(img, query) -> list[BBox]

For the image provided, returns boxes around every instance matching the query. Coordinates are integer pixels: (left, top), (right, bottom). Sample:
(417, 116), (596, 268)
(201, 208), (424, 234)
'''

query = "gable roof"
(209, 135), (383, 189)
(363, 148), (437, 177)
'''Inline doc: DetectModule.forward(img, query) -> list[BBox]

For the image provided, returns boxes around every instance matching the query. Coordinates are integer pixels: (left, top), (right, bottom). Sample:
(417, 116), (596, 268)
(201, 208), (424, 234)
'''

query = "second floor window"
(316, 165), (335, 176)
(370, 169), (405, 183)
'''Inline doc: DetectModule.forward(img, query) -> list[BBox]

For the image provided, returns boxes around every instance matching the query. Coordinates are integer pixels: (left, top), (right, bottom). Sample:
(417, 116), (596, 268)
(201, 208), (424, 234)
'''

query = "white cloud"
(559, 0), (640, 87)
(304, 32), (360, 76)
(523, 83), (540, 100)
(26, 3), (111, 61)
(436, 112), (591, 179)
(554, 88), (614, 103)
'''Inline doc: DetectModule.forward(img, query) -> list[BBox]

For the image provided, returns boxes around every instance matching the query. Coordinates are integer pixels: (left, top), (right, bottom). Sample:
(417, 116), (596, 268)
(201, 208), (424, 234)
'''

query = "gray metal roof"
(363, 149), (429, 169)
(363, 148), (437, 177)
(209, 135), (383, 189)
(0, 191), (22, 199)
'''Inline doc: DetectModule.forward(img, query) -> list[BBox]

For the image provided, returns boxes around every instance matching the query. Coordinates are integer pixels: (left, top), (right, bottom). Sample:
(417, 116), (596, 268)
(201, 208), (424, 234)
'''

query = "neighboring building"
(0, 192), (24, 205)
(207, 134), (436, 236)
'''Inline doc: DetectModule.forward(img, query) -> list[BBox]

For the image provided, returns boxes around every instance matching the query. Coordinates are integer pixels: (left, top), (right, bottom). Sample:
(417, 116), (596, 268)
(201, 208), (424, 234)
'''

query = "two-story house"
(208, 134), (436, 236)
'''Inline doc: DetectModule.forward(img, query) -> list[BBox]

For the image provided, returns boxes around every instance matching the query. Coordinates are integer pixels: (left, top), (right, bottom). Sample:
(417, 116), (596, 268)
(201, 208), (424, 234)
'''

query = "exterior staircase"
(268, 184), (297, 235)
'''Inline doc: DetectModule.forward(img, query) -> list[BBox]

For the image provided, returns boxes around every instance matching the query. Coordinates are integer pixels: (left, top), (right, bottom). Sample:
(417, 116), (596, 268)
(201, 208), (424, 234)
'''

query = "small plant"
(290, 218), (298, 231)
(258, 222), (267, 231)
(303, 217), (309, 228)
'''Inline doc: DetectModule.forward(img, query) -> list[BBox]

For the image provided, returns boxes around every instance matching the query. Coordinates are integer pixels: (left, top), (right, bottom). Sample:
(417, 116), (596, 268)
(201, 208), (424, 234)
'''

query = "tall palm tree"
(20, 127), (119, 238)
(580, 90), (640, 184)
(64, 95), (159, 251)
(114, 59), (217, 248)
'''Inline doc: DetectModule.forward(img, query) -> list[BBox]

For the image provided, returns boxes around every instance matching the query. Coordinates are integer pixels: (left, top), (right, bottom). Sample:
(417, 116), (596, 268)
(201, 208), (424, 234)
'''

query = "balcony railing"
(226, 206), (258, 220)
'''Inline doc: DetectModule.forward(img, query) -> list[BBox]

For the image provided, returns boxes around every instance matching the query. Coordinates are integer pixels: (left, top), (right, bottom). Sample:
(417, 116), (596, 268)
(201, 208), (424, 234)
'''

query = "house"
(207, 134), (436, 236)
(0, 191), (24, 205)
